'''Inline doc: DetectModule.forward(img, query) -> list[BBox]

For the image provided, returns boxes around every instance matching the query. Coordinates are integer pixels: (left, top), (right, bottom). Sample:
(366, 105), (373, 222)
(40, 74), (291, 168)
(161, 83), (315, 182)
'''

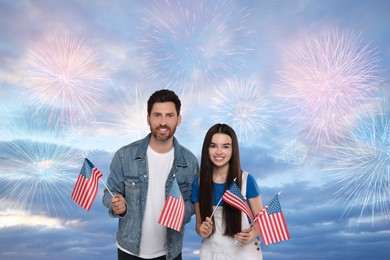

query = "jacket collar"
(135, 133), (188, 168)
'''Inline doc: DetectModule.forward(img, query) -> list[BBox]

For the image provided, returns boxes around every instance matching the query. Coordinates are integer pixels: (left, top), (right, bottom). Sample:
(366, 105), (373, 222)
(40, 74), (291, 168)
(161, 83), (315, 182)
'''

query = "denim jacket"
(102, 134), (199, 259)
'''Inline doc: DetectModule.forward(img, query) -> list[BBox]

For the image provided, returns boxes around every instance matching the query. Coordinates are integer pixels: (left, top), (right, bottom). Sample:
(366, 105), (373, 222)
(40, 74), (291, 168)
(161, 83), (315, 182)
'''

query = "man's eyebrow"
(152, 112), (175, 114)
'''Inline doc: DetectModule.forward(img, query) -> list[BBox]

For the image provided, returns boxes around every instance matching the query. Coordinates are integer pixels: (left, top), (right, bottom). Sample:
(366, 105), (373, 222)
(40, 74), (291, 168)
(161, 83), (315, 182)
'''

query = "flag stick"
(100, 178), (114, 198)
(100, 178), (128, 209)
(234, 205), (268, 245)
(234, 190), (281, 245)
(210, 196), (223, 219)
(209, 177), (237, 219)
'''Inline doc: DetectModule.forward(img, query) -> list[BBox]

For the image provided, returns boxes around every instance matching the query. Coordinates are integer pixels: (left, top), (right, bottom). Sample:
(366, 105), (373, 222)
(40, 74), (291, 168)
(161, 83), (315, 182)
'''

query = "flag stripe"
(222, 181), (254, 221)
(264, 213), (273, 244)
(278, 213), (290, 240)
(158, 196), (185, 231)
(71, 159), (103, 211)
(158, 196), (184, 229)
(256, 195), (290, 246)
(260, 217), (270, 244)
(224, 191), (253, 221)
(273, 214), (283, 242)
(270, 214), (278, 242)
(158, 177), (185, 232)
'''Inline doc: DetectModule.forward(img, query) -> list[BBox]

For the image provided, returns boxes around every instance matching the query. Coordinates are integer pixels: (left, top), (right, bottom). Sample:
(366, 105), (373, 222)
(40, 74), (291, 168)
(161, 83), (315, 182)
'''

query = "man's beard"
(151, 125), (176, 141)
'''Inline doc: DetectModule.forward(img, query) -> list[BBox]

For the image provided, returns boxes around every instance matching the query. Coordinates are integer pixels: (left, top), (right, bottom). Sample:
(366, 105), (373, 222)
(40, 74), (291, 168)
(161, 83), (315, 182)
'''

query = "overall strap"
(241, 171), (248, 200)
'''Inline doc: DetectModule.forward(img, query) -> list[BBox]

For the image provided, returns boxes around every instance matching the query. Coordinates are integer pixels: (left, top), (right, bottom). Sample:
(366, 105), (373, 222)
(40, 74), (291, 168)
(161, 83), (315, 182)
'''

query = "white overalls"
(200, 172), (263, 259)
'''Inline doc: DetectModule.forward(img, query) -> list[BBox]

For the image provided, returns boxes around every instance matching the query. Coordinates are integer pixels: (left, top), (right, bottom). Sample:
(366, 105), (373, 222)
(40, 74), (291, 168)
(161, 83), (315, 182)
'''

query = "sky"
(0, 0), (389, 259)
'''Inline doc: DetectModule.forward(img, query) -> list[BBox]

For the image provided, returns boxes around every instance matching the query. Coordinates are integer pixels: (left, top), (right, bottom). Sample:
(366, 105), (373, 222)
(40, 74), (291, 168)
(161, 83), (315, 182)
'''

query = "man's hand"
(111, 194), (126, 215)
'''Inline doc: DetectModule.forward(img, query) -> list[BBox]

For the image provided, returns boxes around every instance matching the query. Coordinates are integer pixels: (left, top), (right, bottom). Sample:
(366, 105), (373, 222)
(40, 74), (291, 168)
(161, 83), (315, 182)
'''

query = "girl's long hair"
(198, 123), (243, 237)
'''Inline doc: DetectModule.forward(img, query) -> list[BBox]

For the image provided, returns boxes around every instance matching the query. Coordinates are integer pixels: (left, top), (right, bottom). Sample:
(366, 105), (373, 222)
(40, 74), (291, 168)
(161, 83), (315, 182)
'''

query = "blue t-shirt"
(191, 173), (260, 206)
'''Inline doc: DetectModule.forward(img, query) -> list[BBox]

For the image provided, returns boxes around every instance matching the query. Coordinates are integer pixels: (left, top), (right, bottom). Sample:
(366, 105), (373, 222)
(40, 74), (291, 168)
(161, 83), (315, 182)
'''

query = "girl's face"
(208, 133), (232, 168)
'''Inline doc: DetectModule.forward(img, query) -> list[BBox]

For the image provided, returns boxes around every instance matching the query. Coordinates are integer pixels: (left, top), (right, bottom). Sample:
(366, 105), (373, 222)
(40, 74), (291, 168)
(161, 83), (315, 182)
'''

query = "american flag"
(256, 194), (290, 245)
(158, 176), (185, 232)
(71, 158), (103, 211)
(222, 180), (254, 221)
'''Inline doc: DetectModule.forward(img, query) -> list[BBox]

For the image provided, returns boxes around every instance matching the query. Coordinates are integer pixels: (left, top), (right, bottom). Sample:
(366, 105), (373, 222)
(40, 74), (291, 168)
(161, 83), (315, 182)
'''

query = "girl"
(191, 123), (263, 259)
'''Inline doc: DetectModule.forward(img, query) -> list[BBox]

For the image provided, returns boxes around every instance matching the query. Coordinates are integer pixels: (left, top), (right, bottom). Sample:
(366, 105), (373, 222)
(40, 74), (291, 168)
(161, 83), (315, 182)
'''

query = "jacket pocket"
(121, 178), (141, 241)
(124, 178), (141, 205)
(177, 181), (190, 200)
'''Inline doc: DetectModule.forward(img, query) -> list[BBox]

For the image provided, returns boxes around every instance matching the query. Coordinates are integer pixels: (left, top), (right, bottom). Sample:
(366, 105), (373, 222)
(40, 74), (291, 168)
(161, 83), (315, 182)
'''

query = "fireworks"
(208, 78), (271, 141)
(23, 32), (109, 127)
(92, 85), (151, 151)
(280, 138), (309, 167)
(322, 93), (390, 223)
(0, 140), (81, 216)
(0, 109), (84, 216)
(275, 28), (382, 152)
(139, 0), (255, 95)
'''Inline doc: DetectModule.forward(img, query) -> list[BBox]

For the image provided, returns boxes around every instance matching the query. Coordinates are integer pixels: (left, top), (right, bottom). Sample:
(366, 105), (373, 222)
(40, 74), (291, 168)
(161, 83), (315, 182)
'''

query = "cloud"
(0, 210), (65, 228)
(0, 206), (117, 260)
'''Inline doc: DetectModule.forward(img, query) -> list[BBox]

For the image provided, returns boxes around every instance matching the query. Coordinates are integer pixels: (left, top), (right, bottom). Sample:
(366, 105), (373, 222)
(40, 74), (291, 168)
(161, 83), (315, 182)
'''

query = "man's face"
(147, 102), (181, 142)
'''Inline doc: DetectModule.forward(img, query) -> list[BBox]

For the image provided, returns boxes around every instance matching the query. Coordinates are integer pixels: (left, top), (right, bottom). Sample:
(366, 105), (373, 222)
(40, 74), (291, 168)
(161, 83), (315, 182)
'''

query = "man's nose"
(160, 116), (168, 125)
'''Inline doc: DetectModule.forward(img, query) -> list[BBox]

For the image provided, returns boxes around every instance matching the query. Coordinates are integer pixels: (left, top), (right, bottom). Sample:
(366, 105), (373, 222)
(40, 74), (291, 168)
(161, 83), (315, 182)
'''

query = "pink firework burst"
(23, 32), (109, 126)
(275, 28), (382, 152)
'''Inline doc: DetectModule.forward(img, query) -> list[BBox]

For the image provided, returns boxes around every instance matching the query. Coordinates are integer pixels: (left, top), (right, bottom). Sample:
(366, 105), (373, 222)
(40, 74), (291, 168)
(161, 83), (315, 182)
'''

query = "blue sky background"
(0, 0), (389, 259)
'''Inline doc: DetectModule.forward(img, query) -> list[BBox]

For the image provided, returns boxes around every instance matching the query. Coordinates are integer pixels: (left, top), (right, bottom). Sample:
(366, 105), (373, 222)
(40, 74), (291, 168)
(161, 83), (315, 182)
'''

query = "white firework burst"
(322, 92), (390, 224)
(139, 0), (255, 96)
(0, 109), (84, 216)
(280, 138), (309, 167)
(92, 85), (151, 151)
(208, 78), (271, 141)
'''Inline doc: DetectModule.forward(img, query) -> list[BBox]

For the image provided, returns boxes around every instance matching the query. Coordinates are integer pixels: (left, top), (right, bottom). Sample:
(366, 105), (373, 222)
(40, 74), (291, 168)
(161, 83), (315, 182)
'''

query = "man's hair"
(147, 89), (181, 115)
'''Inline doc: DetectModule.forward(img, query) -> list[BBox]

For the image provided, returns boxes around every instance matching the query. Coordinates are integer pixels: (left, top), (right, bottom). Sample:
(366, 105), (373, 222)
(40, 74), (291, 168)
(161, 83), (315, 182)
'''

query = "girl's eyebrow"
(210, 142), (231, 146)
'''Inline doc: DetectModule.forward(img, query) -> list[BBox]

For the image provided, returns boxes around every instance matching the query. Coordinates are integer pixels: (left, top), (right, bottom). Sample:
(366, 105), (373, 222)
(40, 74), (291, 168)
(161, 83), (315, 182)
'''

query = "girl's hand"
(199, 217), (213, 238)
(234, 227), (257, 244)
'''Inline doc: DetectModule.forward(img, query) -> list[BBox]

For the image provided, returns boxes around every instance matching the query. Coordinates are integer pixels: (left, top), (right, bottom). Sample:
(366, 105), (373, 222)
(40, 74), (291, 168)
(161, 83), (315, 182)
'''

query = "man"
(102, 89), (199, 260)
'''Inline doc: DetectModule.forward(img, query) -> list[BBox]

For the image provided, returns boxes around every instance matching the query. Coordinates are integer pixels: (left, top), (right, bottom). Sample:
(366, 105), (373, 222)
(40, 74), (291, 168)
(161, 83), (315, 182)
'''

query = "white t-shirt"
(138, 146), (174, 258)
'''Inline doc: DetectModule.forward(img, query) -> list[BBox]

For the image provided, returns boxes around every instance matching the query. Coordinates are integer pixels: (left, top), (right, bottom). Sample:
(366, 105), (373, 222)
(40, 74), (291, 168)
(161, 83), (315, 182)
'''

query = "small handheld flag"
(158, 176), (185, 232)
(222, 179), (254, 221)
(71, 158), (103, 211)
(256, 194), (290, 245)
